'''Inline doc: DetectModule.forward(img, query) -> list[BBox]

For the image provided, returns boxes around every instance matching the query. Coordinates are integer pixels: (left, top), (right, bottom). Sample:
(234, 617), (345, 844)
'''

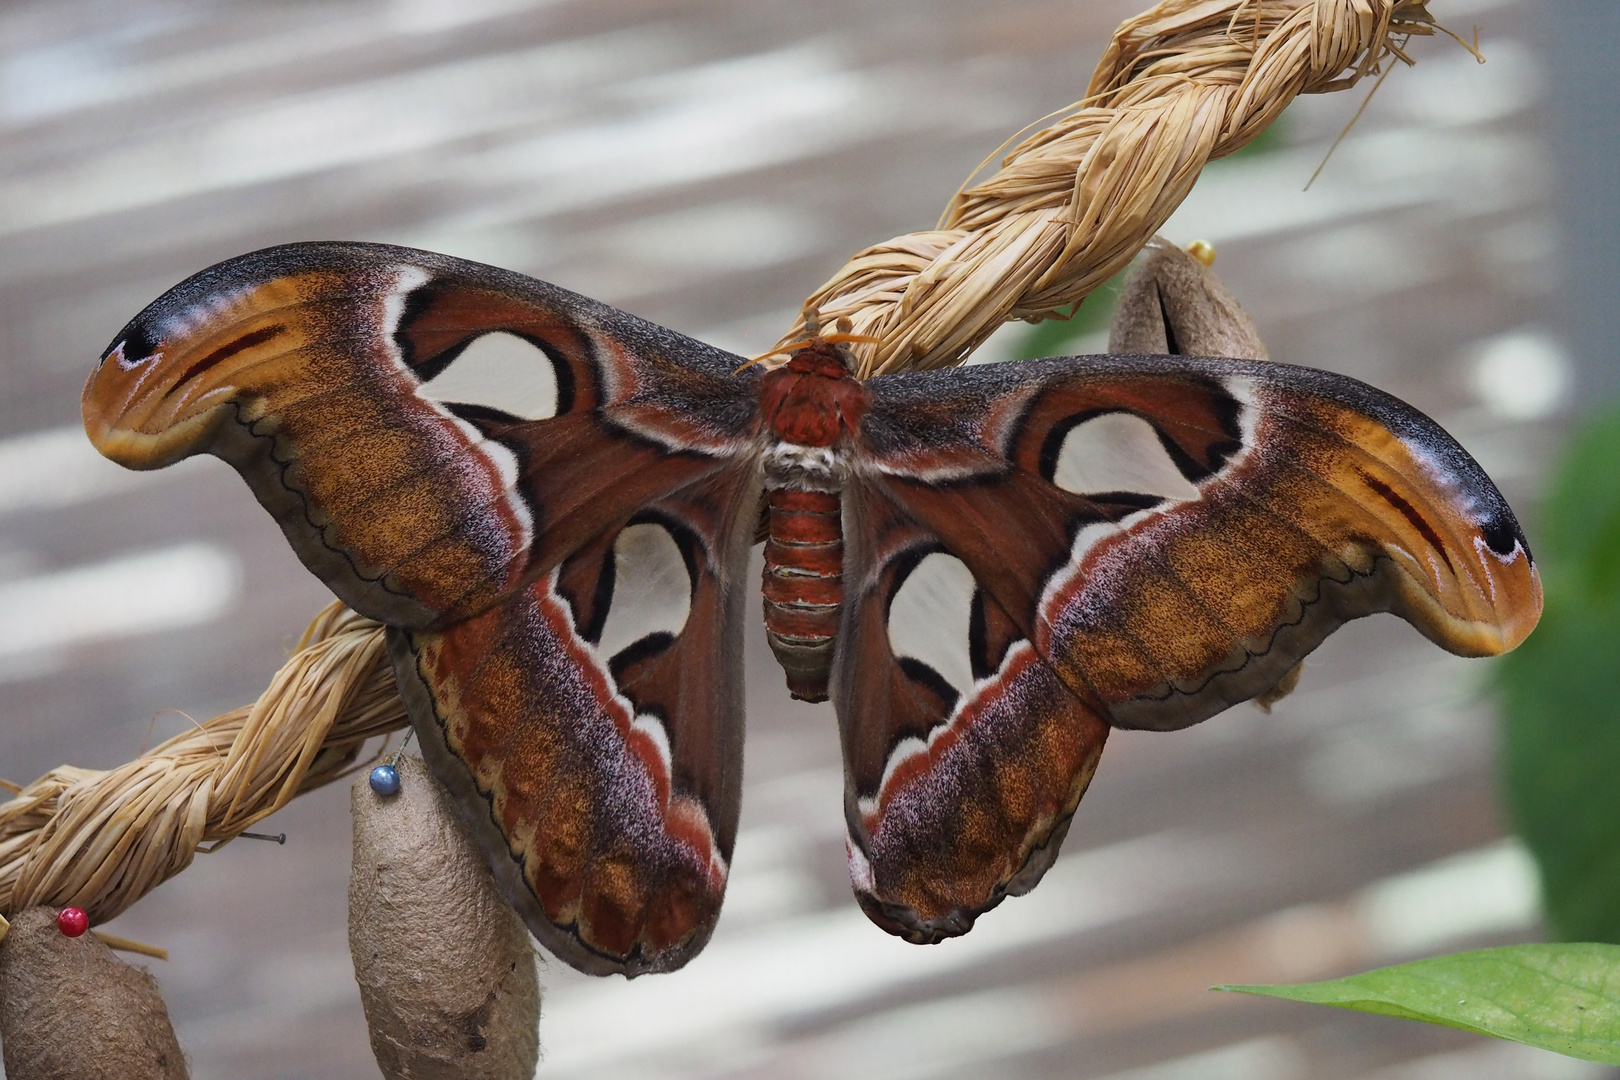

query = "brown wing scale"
(835, 480), (1110, 940)
(395, 473), (757, 975)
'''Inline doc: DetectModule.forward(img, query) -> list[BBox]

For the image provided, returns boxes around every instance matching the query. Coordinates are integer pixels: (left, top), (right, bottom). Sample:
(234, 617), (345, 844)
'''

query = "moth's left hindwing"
(83, 242), (764, 975)
(392, 470), (758, 975)
(840, 354), (1540, 940)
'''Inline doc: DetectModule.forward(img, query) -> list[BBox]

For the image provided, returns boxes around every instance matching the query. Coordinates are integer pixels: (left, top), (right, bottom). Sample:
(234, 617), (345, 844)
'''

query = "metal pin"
(389, 728), (415, 767)
(240, 831), (287, 845)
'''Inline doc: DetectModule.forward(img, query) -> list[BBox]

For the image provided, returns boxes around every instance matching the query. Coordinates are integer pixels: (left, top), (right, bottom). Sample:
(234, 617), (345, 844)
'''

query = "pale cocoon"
(0, 906), (187, 1080)
(350, 754), (540, 1080)
(1109, 240), (1270, 362)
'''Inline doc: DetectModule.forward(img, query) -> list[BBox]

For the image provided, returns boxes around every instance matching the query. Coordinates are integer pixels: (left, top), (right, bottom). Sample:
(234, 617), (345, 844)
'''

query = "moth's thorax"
(757, 345), (869, 448)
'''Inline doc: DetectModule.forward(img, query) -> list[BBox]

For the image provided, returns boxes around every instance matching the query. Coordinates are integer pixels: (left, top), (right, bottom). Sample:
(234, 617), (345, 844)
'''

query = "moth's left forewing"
(84, 243), (759, 631)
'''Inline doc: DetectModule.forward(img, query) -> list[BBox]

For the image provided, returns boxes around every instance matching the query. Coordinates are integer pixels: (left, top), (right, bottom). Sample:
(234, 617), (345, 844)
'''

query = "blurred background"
(0, 0), (1614, 1077)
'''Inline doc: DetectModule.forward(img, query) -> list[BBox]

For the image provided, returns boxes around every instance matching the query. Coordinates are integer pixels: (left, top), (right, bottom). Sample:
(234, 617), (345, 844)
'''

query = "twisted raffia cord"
(0, 604), (406, 923)
(776, 0), (1441, 376)
(0, 0), (1446, 925)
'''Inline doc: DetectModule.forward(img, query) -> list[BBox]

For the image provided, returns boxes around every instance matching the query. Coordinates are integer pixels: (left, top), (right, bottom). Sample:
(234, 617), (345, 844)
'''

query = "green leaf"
(1217, 944), (1620, 1064)
(1498, 601), (1620, 943)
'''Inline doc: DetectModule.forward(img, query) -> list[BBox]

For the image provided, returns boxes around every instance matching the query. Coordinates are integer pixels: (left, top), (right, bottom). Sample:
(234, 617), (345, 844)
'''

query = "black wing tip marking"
(100, 321), (160, 367)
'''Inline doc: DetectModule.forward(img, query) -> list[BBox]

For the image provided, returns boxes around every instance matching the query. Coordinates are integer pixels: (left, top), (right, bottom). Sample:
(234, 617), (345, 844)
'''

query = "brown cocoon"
(350, 754), (539, 1080)
(0, 906), (186, 1080)
(1108, 240), (1269, 361)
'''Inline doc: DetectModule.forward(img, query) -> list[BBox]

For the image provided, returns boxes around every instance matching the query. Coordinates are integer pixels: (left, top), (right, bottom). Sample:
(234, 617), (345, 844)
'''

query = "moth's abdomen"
(762, 488), (843, 702)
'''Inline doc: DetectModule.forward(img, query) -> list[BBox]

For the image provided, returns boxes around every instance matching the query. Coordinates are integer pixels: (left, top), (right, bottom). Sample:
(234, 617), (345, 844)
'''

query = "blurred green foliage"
(1012, 270), (1127, 361)
(1498, 405), (1620, 944)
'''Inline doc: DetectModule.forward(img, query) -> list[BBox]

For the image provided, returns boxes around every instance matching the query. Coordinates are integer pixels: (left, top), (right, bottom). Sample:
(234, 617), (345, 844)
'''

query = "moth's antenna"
(735, 306), (879, 373)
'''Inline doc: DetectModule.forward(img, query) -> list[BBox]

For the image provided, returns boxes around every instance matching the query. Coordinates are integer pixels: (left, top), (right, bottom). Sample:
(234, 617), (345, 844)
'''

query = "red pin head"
(56, 907), (88, 938)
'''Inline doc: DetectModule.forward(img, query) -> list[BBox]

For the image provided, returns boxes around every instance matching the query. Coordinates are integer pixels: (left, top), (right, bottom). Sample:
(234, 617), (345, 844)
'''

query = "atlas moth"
(83, 240), (1540, 977)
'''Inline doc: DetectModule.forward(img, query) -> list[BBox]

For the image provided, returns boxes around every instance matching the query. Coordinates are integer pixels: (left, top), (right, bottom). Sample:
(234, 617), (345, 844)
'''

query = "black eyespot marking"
(101, 322), (161, 368)
(1481, 514), (1529, 560)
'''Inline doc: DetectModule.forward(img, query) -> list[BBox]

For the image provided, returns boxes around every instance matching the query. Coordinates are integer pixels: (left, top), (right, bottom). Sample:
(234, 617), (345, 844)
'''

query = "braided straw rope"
(779, 0), (1442, 376)
(0, 605), (404, 924)
(0, 0), (1446, 928)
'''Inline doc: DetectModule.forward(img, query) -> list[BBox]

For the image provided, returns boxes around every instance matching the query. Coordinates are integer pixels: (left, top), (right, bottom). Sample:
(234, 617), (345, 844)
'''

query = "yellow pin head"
(1186, 239), (1216, 267)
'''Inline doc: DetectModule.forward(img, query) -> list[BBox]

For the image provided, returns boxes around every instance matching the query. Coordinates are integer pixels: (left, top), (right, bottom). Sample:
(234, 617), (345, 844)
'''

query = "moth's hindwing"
(834, 483), (1109, 942)
(394, 472), (757, 975)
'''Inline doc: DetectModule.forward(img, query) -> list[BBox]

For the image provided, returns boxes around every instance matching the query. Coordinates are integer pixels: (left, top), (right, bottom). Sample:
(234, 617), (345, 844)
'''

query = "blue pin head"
(369, 764), (401, 797)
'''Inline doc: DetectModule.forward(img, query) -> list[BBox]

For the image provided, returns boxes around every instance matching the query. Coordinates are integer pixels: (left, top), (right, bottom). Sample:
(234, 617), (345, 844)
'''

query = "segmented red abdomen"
(763, 488), (843, 702)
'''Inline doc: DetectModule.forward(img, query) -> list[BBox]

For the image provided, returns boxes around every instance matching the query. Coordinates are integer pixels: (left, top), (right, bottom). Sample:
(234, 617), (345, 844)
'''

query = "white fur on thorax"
(762, 440), (850, 492)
